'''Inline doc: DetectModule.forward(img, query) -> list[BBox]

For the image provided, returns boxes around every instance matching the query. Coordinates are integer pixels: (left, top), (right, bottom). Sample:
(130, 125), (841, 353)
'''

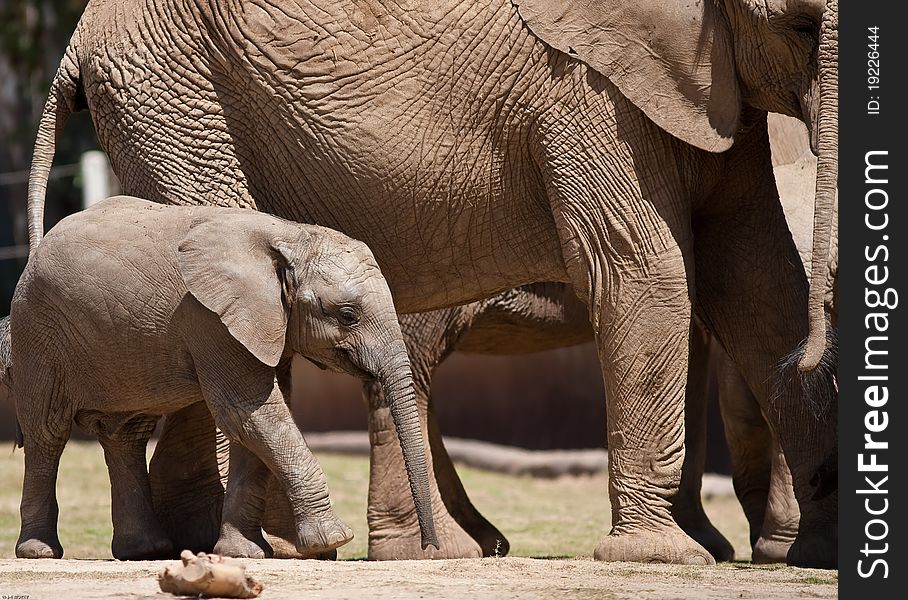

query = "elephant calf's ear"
(177, 216), (291, 368)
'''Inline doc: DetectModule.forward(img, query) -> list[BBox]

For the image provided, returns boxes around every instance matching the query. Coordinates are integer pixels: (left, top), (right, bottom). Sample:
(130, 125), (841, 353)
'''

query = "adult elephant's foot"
(678, 519), (735, 562)
(449, 506), (510, 557)
(111, 526), (174, 560)
(367, 402), (482, 560)
(368, 508), (482, 560)
(786, 522), (837, 569)
(672, 497), (734, 562)
(16, 535), (63, 559)
(296, 514), (354, 554)
(752, 535), (793, 564)
(266, 533), (337, 560)
(214, 524), (273, 559)
(594, 526), (716, 565)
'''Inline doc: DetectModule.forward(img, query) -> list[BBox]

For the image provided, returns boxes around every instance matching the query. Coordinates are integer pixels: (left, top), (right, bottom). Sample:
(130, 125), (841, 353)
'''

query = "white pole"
(80, 151), (112, 209)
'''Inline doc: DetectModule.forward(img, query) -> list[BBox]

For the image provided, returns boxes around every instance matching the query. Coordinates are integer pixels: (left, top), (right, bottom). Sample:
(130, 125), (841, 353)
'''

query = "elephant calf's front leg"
(213, 392), (354, 556)
(189, 322), (354, 557)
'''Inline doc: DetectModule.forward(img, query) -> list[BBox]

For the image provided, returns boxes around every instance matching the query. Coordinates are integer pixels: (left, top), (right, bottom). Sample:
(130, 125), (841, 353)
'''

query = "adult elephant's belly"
(249, 126), (568, 313)
(215, 0), (570, 312)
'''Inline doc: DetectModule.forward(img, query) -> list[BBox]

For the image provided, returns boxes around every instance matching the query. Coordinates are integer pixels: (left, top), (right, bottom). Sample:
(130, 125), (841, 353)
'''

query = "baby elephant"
(10, 196), (436, 560)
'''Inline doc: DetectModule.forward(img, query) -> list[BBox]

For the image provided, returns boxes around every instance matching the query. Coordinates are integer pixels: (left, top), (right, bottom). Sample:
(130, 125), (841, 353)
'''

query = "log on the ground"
(159, 550), (263, 598)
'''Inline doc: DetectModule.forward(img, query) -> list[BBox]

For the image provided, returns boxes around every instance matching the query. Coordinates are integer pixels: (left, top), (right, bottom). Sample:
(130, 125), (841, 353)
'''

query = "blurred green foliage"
(0, 0), (96, 314)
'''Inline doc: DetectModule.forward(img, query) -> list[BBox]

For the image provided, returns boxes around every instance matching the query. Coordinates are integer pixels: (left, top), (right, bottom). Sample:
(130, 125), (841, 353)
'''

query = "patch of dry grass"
(0, 441), (752, 561)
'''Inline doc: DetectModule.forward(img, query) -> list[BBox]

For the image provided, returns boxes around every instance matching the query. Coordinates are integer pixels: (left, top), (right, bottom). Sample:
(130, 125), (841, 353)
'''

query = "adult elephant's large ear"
(178, 214), (301, 368)
(513, 0), (740, 153)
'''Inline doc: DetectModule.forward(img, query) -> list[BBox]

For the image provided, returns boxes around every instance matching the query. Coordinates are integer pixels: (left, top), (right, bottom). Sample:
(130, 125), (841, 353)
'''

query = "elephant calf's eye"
(338, 306), (360, 326)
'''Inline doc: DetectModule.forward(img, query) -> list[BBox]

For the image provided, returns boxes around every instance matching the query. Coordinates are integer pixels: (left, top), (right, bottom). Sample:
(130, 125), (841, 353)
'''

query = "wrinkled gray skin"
(10, 196), (436, 560)
(258, 114), (836, 563)
(349, 114), (839, 563)
(719, 114), (838, 563)
(28, 0), (837, 565)
(320, 114), (838, 563)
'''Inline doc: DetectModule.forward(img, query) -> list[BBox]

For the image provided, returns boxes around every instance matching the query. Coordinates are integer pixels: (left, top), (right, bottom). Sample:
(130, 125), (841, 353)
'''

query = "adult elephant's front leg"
(365, 377), (483, 559)
(542, 125), (711, 564)
(694, 116), (836, 569)
(670, 324), (736, 562)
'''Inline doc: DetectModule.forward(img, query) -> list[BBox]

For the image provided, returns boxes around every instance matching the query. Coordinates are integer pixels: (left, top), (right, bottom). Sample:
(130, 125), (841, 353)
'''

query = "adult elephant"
(28, 0), (838, 566)
(347, 113), (837, 564)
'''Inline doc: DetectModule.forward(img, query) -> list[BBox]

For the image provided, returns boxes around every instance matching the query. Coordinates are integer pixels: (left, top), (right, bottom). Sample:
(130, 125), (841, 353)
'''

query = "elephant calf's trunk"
(380, 346), (438, 550)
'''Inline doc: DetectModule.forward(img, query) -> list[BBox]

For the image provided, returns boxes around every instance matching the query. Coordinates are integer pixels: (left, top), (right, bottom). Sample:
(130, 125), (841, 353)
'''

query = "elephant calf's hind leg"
(16, 431), (70, 559)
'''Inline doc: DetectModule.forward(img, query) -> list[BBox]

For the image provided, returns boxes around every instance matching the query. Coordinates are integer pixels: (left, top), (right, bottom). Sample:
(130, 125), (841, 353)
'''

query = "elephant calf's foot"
(786, 523), (837, 569)
(594, 525), (715, 565)
(214, 525), (274, 559)
(296, 515), (354, 554)
(16, 535), (63, 559)
(369, 509), (482, 560)
(111, 527), (175, 560)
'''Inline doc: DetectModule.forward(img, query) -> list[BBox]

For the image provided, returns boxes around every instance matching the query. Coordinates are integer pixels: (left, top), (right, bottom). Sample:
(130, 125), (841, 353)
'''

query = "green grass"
(0, 441), (752, 561)
(791, 576), (836, 585)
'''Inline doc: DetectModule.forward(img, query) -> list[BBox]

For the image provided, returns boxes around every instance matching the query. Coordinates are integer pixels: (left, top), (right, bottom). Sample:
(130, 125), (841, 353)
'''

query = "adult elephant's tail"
(27, 35), (84, 255)
(0, 316), (10, 383)
(799, 0), (838, 371)
(0, 316), (19, 448)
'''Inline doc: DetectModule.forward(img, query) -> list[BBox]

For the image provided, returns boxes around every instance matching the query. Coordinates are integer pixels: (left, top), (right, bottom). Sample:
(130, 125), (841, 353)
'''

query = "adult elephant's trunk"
(376, 340), (438, 549)
(799, 0), (838, 372)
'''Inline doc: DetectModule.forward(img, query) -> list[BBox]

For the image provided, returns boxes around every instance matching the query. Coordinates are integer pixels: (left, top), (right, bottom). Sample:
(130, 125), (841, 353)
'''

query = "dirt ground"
(0, 442), (837, 598)
(0, 556), (837, 600)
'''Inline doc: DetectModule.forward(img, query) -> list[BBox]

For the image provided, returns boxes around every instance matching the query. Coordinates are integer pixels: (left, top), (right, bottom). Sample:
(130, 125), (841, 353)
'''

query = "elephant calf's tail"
(27, 39), (84, 255)
(0, 316), (19, 448)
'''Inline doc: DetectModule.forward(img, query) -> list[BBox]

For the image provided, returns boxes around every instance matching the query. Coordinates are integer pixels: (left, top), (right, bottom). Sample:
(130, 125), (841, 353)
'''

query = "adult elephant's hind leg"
(753, 439), (799, 563)
(543, 129), (711, 564)
(149, 402), (226, 553)
(427, 403), (509, 556)
(716, 346), (772, 550)
(716, 346), (799, 563)
(214, 441), (273, 558)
